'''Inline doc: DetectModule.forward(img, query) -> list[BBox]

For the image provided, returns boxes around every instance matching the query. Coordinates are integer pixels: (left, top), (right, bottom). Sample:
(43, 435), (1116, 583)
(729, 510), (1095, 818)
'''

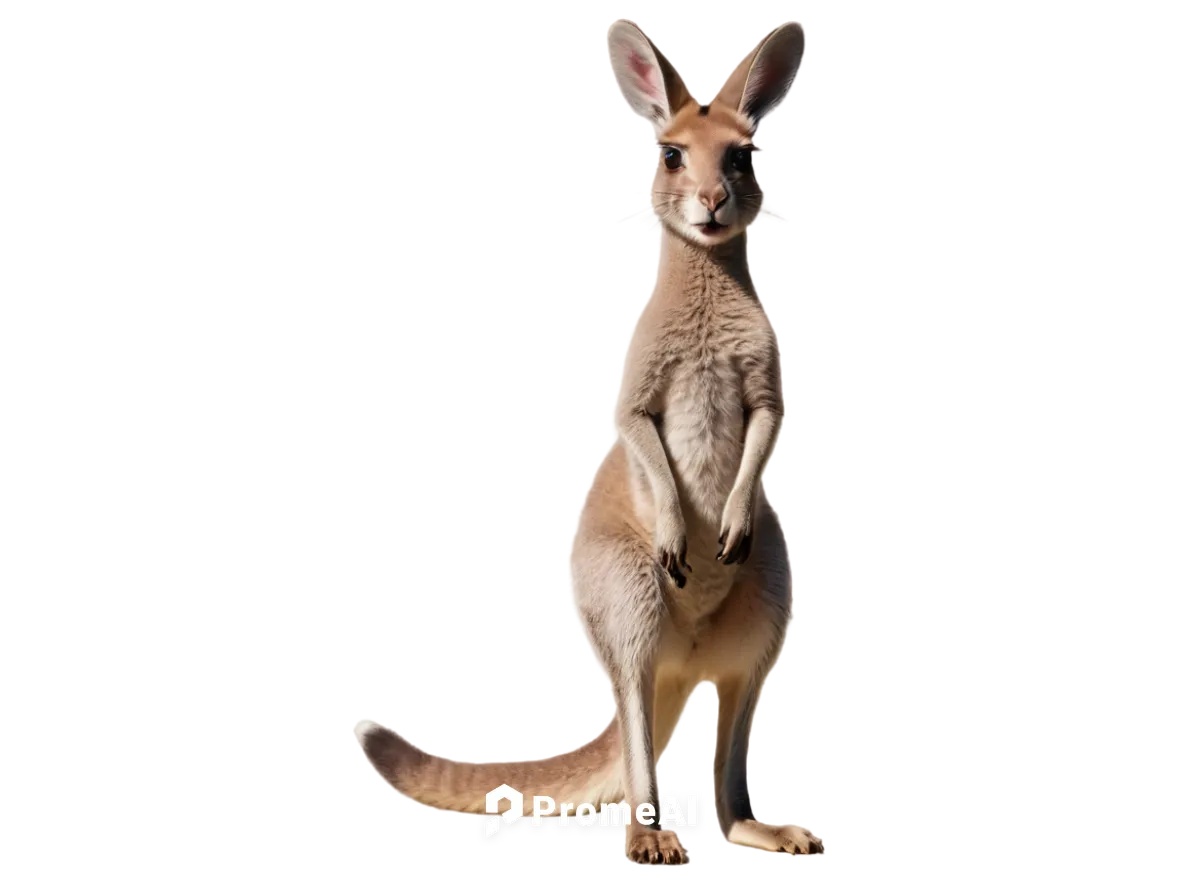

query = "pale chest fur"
(651, 284), (771, 532)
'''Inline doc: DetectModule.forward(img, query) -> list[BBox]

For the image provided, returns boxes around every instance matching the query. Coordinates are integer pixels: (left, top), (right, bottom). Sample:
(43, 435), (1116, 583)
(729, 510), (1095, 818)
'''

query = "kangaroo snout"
(697, 183), (729, 213)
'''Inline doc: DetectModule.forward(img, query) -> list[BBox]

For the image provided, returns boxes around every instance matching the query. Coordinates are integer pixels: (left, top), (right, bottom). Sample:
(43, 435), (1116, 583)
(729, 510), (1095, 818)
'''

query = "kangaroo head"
(608, 21), (804, 247)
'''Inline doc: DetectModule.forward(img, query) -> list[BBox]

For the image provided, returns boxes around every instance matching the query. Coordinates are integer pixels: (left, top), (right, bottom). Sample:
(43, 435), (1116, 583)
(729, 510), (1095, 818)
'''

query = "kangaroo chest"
(653, 294), (761, 529)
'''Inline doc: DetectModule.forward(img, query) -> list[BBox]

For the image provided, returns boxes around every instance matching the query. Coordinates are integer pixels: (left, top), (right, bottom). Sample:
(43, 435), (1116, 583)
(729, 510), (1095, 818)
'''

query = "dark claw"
(668, 560), (687, 588)
(718, 533), (747, 569)
(659, 546), (689, 587)
(721, 533), (753, 566)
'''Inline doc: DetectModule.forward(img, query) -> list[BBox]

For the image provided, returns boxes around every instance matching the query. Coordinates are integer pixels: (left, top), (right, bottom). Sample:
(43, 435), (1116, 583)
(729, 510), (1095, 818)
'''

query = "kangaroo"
(356, 20), (821, 865)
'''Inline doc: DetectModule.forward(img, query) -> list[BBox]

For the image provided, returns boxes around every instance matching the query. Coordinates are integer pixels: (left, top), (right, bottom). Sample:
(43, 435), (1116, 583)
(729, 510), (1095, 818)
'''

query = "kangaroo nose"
(698, 184), (728, 213)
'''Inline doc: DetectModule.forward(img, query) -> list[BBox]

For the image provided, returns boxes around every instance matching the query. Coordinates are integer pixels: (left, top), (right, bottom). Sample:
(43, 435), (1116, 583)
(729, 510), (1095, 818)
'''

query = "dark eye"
(729, 148), (752, 173)
(663, 147), (683, 170)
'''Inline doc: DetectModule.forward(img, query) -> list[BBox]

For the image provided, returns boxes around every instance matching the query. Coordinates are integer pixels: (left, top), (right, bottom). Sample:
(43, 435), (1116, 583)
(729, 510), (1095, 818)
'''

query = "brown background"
(0, 8), (1172, 886)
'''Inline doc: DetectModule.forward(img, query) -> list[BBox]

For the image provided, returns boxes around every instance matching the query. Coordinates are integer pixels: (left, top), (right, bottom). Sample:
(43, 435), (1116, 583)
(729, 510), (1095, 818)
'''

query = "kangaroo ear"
(714, 23), (804, 131)
(607, 20), (693, 132)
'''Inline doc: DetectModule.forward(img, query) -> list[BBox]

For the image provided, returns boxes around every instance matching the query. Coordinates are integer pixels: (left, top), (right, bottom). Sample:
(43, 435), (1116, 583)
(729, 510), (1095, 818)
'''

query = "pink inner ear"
(628, 50), (660, 99)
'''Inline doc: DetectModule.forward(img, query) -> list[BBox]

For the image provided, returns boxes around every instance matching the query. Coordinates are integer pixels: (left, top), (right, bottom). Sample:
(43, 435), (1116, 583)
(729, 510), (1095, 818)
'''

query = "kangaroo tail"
(354, 718), (623, 814)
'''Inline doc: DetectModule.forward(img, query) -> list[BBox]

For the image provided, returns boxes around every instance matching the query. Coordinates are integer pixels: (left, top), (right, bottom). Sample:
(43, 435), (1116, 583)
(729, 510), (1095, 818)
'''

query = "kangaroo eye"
(663, 147), (683, 170)
(729, 148), (752, 173)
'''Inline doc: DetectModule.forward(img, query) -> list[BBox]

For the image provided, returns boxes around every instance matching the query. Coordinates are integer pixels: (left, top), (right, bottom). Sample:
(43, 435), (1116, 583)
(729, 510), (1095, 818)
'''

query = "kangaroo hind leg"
(574, 527), (690, 865)
(710, 533), (822, 857)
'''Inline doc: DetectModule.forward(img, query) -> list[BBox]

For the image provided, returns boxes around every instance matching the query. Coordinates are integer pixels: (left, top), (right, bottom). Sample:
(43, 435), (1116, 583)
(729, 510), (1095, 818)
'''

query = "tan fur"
(357, 20), (821, 865)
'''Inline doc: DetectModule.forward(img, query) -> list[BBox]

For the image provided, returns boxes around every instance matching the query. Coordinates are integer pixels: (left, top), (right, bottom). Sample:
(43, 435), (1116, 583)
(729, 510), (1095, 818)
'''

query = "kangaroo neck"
(655, 228), (755, 304)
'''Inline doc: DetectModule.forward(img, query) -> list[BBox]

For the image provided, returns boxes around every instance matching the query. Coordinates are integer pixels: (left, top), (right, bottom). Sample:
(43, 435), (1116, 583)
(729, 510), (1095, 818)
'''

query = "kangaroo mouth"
(697, 220), (729, 235)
